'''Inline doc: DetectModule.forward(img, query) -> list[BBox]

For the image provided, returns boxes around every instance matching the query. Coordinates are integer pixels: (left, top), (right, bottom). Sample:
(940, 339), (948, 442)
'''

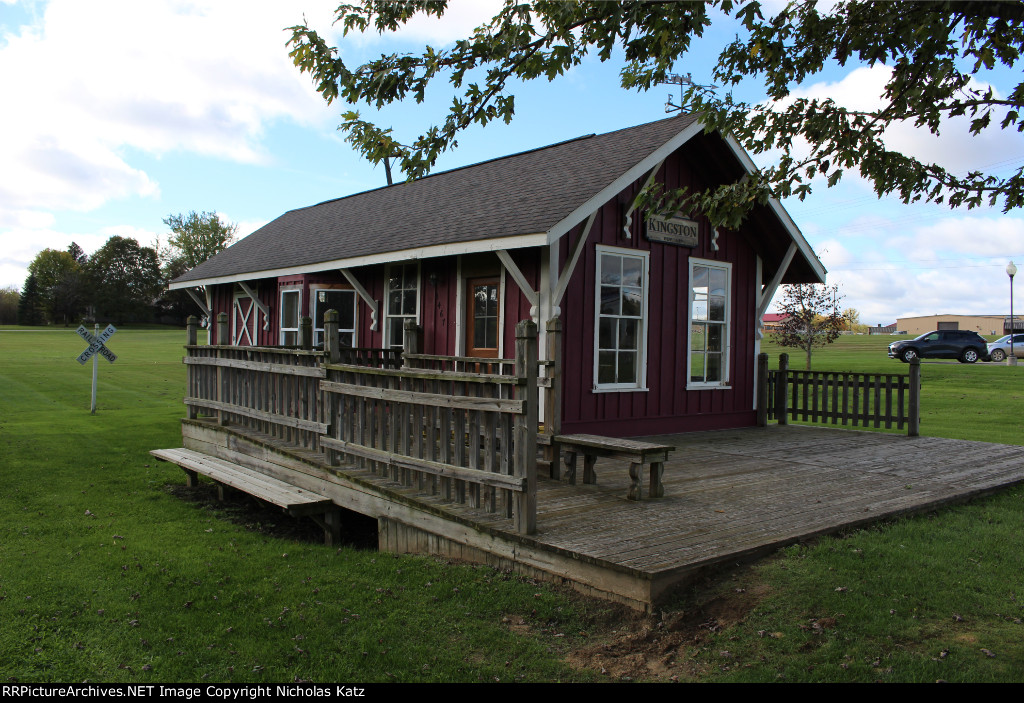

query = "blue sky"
(2, 0), (1022, 328)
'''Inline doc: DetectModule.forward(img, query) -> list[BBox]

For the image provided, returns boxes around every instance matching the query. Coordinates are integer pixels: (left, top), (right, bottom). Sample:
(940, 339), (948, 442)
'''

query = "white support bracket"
(553, 210), (597, 309)
(756, 242), (797, 322)
(340, 268), (379, 331)
(496, 249), (539, 317)
(185, 287), (210, 317)
(238, 281), (271, 330)
(622, 160), (664, 240)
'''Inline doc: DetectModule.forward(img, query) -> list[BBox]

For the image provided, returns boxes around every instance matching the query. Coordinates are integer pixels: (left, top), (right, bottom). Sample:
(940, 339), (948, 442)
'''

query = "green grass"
(761, 334), (1024, 445)
(1, 327), (1022, 683)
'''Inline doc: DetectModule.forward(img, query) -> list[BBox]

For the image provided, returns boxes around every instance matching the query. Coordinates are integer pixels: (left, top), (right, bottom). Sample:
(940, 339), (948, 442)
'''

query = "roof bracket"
(496, 249), (539, 316)
(238, 281), (271, 330)
(757, 242), (797, 322)
(185, 287), (210, 318)
(553, 211), (597, 309)
(339, 268), (379, 331)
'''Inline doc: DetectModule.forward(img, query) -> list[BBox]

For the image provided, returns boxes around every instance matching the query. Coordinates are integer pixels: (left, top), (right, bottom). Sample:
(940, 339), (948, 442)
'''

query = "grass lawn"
(1, 327), (1022, 682)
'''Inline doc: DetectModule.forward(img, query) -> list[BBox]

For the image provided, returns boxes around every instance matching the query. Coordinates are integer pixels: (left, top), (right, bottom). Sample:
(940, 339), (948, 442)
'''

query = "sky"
(1, 0), (1022, 328)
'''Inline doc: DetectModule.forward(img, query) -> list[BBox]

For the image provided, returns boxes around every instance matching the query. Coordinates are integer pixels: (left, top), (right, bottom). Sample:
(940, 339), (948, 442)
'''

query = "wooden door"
(466, 277), (500, 358)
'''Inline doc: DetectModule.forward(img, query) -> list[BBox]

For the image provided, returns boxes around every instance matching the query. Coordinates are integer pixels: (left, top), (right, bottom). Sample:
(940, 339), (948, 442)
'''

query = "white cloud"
(0, 0), (339, 219)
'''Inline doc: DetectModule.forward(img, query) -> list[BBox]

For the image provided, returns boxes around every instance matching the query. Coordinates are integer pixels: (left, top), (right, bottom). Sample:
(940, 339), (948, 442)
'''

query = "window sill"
(592, 385), (650, 394)
(686, 383), (732, 391)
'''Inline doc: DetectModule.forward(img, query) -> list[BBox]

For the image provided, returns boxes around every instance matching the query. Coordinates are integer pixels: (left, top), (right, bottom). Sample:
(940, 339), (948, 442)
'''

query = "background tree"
(86, 236), (162, 324)
(67, 242), (88, 266)
(26, 248), (82, 324)
(0, 285), (20, 325)
(288, 1), (1024, 228)
(158, 211), (237, 324)
(17, 275), (44, 326)
(771, 283), (844, 370)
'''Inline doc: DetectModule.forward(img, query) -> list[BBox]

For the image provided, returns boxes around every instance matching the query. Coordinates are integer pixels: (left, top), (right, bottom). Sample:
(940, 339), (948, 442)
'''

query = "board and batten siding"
(558, 149), (758, 436)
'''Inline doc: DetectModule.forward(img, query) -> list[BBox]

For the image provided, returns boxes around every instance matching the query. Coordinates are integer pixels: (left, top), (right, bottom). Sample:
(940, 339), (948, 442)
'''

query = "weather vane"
(662, 73), (692, 113)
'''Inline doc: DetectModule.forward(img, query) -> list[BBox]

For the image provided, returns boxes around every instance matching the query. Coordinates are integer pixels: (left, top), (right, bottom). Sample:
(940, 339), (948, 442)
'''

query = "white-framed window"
(384, 263), (419, 349)
(279, 289), (300, 346)
(311, 288), (357, 347)
(688, 258), (731, 388)
(594, 245), (649, 391)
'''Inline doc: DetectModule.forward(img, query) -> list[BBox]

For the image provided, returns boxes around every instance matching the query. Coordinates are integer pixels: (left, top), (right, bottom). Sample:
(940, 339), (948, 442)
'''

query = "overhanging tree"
(771, 283), (844, 370)
(288, 1), (1024, 228)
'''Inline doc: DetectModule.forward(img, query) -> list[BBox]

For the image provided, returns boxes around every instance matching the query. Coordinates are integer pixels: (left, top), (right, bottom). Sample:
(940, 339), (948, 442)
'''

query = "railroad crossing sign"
(75, 324), (117, 413)
(76, 324), (117, 365)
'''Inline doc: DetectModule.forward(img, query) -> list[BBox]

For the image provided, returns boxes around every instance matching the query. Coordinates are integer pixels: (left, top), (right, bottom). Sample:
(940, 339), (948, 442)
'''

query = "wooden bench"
(553, 434), (675, 501)
(150, 448), (342, 545)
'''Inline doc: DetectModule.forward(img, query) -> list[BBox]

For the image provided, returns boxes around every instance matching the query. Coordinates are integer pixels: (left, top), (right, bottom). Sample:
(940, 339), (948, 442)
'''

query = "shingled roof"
(171, 114), (823, 288)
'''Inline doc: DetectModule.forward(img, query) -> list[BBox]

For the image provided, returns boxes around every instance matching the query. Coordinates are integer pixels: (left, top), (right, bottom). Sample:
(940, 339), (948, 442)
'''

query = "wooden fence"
(757, 352), (920, 435)
(183, 313), (539, 534)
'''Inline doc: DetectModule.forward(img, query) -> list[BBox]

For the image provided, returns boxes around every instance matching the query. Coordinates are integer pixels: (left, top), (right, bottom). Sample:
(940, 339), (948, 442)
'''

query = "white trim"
(232, 291), (262, 346)
(339, 268), (379, 331)
(496, 249), (538, 311)
(547, 121), (705, 245)
(593, 244), (650, 392)
(757, 242), (797, 320)
(311, 286), (358, 347)
(169, 232), (547, 290)
(185, 288), (210, 317)
(553, 211), (596, 309)
(455, 256), (465, 355)
(621, 161), (664, 239)
(686, 257), (732, 390)
(753, 256), (763, 410)
(237, 281), (270, 330)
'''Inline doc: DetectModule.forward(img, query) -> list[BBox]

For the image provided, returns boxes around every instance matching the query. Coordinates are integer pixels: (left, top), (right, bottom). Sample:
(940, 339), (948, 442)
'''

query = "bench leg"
(323, 509), (342, 546)
(546, 444), (561, 480)
(649, 462), (664, 499)
(582, 454), (597, 485)
(627, 462), (643, 501)
(563, 450), (577, 485)
(182, 468), (198, 488)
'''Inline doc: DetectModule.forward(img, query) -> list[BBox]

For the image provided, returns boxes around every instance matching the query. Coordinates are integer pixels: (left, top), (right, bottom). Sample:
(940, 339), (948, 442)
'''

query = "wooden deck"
(174, 420), (1024, 610)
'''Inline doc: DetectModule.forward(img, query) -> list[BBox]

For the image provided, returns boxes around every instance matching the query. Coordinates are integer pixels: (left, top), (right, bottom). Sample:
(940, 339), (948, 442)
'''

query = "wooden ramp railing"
(182, 314), (540, 534)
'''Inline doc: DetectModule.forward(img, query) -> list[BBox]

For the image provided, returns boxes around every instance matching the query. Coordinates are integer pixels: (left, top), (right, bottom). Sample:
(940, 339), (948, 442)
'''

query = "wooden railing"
(184, 342), (328, 450)
(757, 353), (920, 436)
(184, 314), (540, 534)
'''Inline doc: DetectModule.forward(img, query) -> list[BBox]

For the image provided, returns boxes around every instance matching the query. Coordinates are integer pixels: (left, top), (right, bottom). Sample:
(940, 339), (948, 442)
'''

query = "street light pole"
(1009, 261), (1018, 366)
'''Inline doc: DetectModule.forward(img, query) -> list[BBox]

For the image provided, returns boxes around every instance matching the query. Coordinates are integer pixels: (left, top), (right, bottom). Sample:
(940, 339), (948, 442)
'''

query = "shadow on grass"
(164, 482), (380, 549)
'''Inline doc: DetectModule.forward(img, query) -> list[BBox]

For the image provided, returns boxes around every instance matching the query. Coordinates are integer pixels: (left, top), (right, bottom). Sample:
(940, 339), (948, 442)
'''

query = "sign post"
(76, 324), (117, 414)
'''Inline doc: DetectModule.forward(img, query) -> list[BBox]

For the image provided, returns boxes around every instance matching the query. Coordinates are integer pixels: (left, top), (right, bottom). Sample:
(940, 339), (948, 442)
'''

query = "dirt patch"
(565, 580), (771, 682)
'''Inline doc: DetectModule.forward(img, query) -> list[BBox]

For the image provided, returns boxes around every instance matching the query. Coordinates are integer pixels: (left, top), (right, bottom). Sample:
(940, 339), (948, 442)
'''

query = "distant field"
(760, 334), (1024, 445)
(1, 326), (1022, 683)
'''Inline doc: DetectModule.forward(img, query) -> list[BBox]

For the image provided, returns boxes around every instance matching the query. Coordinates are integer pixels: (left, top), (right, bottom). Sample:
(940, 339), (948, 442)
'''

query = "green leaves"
(287, 1), (1024, 222)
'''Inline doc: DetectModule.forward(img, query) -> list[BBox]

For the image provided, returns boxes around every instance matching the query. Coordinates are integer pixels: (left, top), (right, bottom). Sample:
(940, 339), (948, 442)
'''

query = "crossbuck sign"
(76, 324), (117, 413)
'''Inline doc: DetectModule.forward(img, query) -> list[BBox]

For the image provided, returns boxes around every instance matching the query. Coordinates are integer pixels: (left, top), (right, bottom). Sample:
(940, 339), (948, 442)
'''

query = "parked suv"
(987, 333), (1024, 362)
(887, 330), (990, 363)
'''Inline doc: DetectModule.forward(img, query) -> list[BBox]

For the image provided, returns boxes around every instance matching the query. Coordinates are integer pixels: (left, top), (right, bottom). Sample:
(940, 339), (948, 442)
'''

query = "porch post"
(514, 319), (538, 535)
(544, 317), (563, 478)
(186, 316), (199, 420)
(776, 353), (789, 425)
(908, 357), (921, 437)
(299, 316), (313, 350)
(756, 352), (769, 427)
(403, 320), (422, 366)
(323, 309), (340, 364)
(216, 312), (229, 347)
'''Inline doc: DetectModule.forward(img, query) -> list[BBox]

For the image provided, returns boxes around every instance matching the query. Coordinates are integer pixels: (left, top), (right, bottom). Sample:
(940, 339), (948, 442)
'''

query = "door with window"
(465, 277), (500, 358)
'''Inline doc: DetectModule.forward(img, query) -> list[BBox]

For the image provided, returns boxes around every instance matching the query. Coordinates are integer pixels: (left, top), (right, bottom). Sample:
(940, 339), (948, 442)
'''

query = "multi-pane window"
(312, 288), (356, 347)
(467, 278), (499, 358)
(279, 289), (300, 346)
(689, 259), (730, 386)
(385, 263), (418, 348)
(595, 247), (648, 389)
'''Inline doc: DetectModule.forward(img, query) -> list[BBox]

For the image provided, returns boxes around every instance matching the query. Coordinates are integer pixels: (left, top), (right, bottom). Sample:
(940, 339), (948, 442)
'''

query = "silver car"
(987, 334), (1024, 362)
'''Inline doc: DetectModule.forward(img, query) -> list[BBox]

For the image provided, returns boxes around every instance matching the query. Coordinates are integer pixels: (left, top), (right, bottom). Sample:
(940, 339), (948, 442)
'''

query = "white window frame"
(593, 245), (650, 392)
(310, 286), (358, 348)
(279, 288), (301, 346)
(384, 262), (420, 349)
(687, 257), (732, 390)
